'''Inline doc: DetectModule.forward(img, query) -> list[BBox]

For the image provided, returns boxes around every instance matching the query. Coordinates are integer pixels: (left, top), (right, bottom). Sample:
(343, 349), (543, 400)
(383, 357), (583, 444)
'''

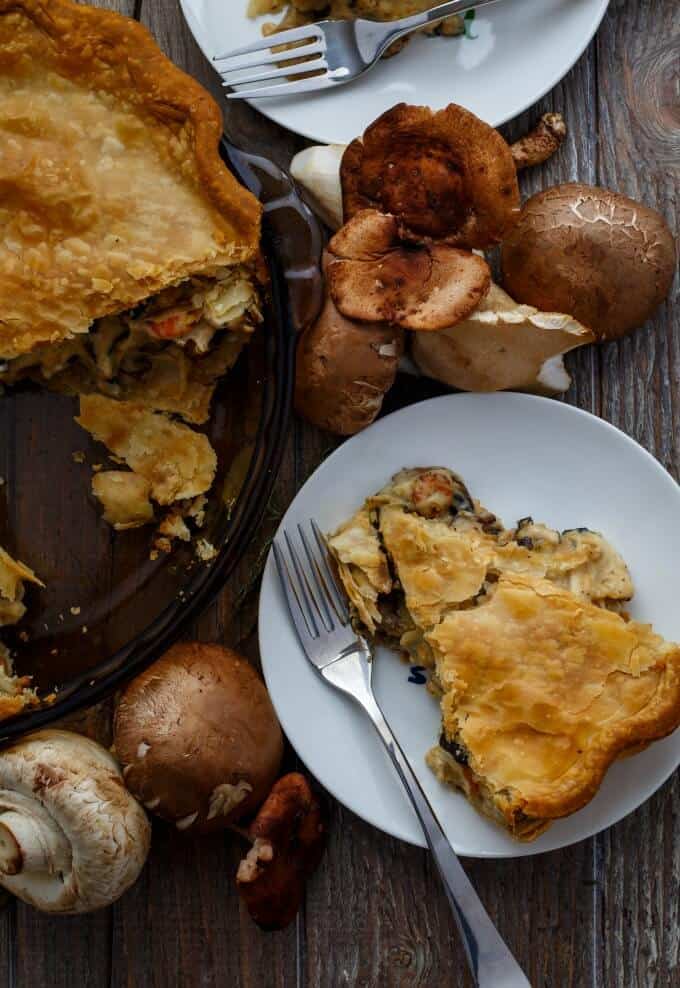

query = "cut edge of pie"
(327, 467), (680, 840)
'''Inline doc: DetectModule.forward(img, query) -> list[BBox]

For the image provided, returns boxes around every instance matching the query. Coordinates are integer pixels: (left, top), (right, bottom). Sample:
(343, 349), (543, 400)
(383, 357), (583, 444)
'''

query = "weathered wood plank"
(594, 3), (680, 987)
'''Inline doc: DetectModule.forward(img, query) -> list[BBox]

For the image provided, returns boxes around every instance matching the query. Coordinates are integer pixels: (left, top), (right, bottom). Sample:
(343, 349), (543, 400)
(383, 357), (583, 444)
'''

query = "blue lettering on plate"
(407, 666), (427, 685)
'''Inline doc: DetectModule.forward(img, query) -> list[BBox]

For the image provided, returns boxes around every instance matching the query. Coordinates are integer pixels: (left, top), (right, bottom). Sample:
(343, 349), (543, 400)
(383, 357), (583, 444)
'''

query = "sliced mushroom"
(501, 183), (677, 340)
(340, 103), (519, 248)
(0, 730), (150, 913)
(326, 210), (490, 331)
(236, 773), (326, 931)
(411, 283), (595, 394)
(114, 642), (284, 833)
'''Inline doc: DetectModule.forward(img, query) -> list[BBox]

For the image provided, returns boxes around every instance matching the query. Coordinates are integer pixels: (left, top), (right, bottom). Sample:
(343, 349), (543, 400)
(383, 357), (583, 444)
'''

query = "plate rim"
(258, 392), (680, 857)
(181, 0), (610, 142)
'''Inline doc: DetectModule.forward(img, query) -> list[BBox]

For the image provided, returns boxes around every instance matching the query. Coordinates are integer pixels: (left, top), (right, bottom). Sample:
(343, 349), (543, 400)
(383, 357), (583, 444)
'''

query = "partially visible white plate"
(181, 0), (609, 143)
(258, 394), (680, 857)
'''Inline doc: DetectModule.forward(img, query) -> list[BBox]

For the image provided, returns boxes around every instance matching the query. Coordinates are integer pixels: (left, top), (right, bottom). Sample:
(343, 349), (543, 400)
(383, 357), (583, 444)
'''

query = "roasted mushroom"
(236, 772), (326, 931)
(326, 210), (491, 331)
(501, 183), (677, 340)
(412, 283), (595, 394)
(340, 103), (520, 247)
(0, 730), (150, 913)
(295, 254), (404, 435)
(114, 642), (284, 833)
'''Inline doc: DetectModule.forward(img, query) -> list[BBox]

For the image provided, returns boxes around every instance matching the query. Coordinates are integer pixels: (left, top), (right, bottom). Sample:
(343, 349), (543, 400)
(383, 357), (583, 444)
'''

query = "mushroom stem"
(0, 814), (60, 875)
(510, 113), (567, 170)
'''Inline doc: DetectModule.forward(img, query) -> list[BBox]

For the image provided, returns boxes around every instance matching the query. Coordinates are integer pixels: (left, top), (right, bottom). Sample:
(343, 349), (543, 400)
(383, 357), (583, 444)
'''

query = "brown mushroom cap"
(501, 183), (677, 341)
(341, 103), (520, 247)
(113, 642), (284, 833)
(295, 251), (403, 436)
(326, 210), (490, 331)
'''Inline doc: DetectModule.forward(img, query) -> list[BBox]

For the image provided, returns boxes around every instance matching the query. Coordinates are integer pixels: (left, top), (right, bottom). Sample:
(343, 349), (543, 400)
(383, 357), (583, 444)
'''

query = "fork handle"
(367, 0), (503, 59)
(363, 695), (531, 987)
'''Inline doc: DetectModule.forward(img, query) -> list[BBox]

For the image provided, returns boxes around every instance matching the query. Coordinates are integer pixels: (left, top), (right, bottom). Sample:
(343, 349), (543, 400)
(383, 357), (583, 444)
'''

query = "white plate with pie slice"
(181, 0), (609, 144)
(258, 393), (680, 857)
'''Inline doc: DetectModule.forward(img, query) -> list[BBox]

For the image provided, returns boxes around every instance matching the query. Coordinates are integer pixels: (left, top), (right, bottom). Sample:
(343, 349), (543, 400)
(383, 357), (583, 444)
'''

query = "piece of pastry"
(76, 395), (217, 508)
(0, 548), (42, 718)
(327, 467), (680, 839)
(0, 0), (263, 424)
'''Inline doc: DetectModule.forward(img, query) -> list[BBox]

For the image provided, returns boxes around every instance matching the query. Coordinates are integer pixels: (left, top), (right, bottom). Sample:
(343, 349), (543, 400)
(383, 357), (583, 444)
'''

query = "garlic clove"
(290, 144), (346, 231)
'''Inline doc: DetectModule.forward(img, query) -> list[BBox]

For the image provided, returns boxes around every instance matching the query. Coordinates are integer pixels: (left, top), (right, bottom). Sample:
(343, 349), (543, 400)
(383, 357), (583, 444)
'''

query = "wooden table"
(2, 1), (678, 985)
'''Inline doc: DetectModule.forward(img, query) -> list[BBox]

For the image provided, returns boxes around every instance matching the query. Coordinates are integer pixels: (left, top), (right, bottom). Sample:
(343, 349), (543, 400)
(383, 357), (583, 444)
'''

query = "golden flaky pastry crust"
(0, 0), (262, 360)
(429, 574), (680, 828)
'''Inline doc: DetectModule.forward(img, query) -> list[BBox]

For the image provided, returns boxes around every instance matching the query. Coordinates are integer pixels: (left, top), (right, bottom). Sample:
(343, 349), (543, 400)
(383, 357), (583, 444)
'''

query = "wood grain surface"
(1, 1), (678, 986)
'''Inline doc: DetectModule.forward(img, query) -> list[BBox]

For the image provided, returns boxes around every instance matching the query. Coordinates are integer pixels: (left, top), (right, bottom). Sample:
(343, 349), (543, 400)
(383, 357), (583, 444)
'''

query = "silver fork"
(215, 0), (503, 100)
(273, 520), (531, 988)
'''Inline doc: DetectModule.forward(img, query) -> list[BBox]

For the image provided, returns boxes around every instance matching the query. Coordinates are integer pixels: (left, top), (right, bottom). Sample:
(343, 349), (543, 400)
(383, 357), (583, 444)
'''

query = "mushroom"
(289, 111), (566, 232)
(0, 729), (150, 913)
(295, 251), (404, 435)
(113, 642), (284, 833)
(411, 283), (595, 394)
(340, 103), (520, 247)
(501, 183), (677, 340)
(326, 210), (491, 331)
(290, 143), (346, 231)
(510, 112), (567, 171)
(236, 772), (326, 931)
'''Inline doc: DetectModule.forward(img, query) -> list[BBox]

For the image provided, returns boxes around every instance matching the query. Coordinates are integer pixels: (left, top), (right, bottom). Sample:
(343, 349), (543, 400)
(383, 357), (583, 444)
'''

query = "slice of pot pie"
(327, 468), (680, 839)
(0, 0), (263, 424)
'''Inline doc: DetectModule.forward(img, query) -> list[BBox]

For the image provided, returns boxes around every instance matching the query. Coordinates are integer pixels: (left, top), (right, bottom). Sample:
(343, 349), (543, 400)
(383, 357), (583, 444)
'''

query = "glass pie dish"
(0, 140), (323, 741)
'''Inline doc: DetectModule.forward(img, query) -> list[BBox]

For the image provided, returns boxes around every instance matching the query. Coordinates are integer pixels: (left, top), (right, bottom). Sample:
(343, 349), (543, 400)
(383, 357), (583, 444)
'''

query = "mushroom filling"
(0, 265), (261, 424)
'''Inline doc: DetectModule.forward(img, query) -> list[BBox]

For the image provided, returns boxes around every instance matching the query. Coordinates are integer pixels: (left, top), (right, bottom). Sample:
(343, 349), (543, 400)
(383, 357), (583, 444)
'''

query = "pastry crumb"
(72, 450), (86, 464)
(195, 539), (218, 562)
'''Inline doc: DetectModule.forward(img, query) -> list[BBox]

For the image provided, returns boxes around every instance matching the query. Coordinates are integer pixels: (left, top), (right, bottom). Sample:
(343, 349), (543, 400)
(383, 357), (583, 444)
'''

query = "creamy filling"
(0, 266), (261, 423)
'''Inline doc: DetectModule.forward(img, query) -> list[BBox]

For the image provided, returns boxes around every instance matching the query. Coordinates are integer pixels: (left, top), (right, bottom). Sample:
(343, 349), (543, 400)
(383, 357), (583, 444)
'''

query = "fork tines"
(214, 25), (330, 99)
(273, 520), (350, 649)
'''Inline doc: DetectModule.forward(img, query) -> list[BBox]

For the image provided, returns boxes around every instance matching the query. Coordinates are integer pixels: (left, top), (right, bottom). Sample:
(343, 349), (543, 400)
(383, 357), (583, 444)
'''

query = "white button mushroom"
(0, 730), (150, 913)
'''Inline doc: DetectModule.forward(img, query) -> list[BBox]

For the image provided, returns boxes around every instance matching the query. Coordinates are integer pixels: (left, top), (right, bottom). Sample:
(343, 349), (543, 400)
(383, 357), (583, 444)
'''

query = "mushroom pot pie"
(0, 0), (263, 425)
(327, 468), (680, 840)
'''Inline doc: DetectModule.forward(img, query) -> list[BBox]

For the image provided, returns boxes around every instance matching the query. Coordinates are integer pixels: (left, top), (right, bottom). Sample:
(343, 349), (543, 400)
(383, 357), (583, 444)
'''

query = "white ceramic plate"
(181, 0), (609, 143)
(259, 394), (680, 857)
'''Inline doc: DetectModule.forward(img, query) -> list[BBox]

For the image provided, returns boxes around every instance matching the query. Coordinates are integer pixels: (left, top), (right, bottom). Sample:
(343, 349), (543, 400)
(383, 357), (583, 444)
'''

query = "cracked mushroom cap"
(326, 210), (490, 332)
(0, 730), (150, 913)
(501, 183), (677, 340)
(113, 643), (284, 833)
(412, 283), (595, 394)
(341, 103), (520, 248)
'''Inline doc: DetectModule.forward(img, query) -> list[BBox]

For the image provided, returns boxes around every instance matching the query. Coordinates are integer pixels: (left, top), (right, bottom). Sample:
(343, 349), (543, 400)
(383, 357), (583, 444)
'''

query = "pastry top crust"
(0, 0), (262, 359)
(428, 573), (680, 820)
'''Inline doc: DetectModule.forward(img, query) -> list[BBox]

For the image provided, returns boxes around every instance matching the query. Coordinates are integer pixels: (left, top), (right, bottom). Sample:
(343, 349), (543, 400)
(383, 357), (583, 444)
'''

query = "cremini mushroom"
(411, 283), (595, 394)
(289, 111), (565, 232)
(326, 210), (490, 331)
(0, 730), (150, 913)
(501, 183), (677, 340)
(340, 103), (520, 247)
(295, 252), (404, 435)
(236, 772), (326, 931)
(114, 642), (284, 833)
